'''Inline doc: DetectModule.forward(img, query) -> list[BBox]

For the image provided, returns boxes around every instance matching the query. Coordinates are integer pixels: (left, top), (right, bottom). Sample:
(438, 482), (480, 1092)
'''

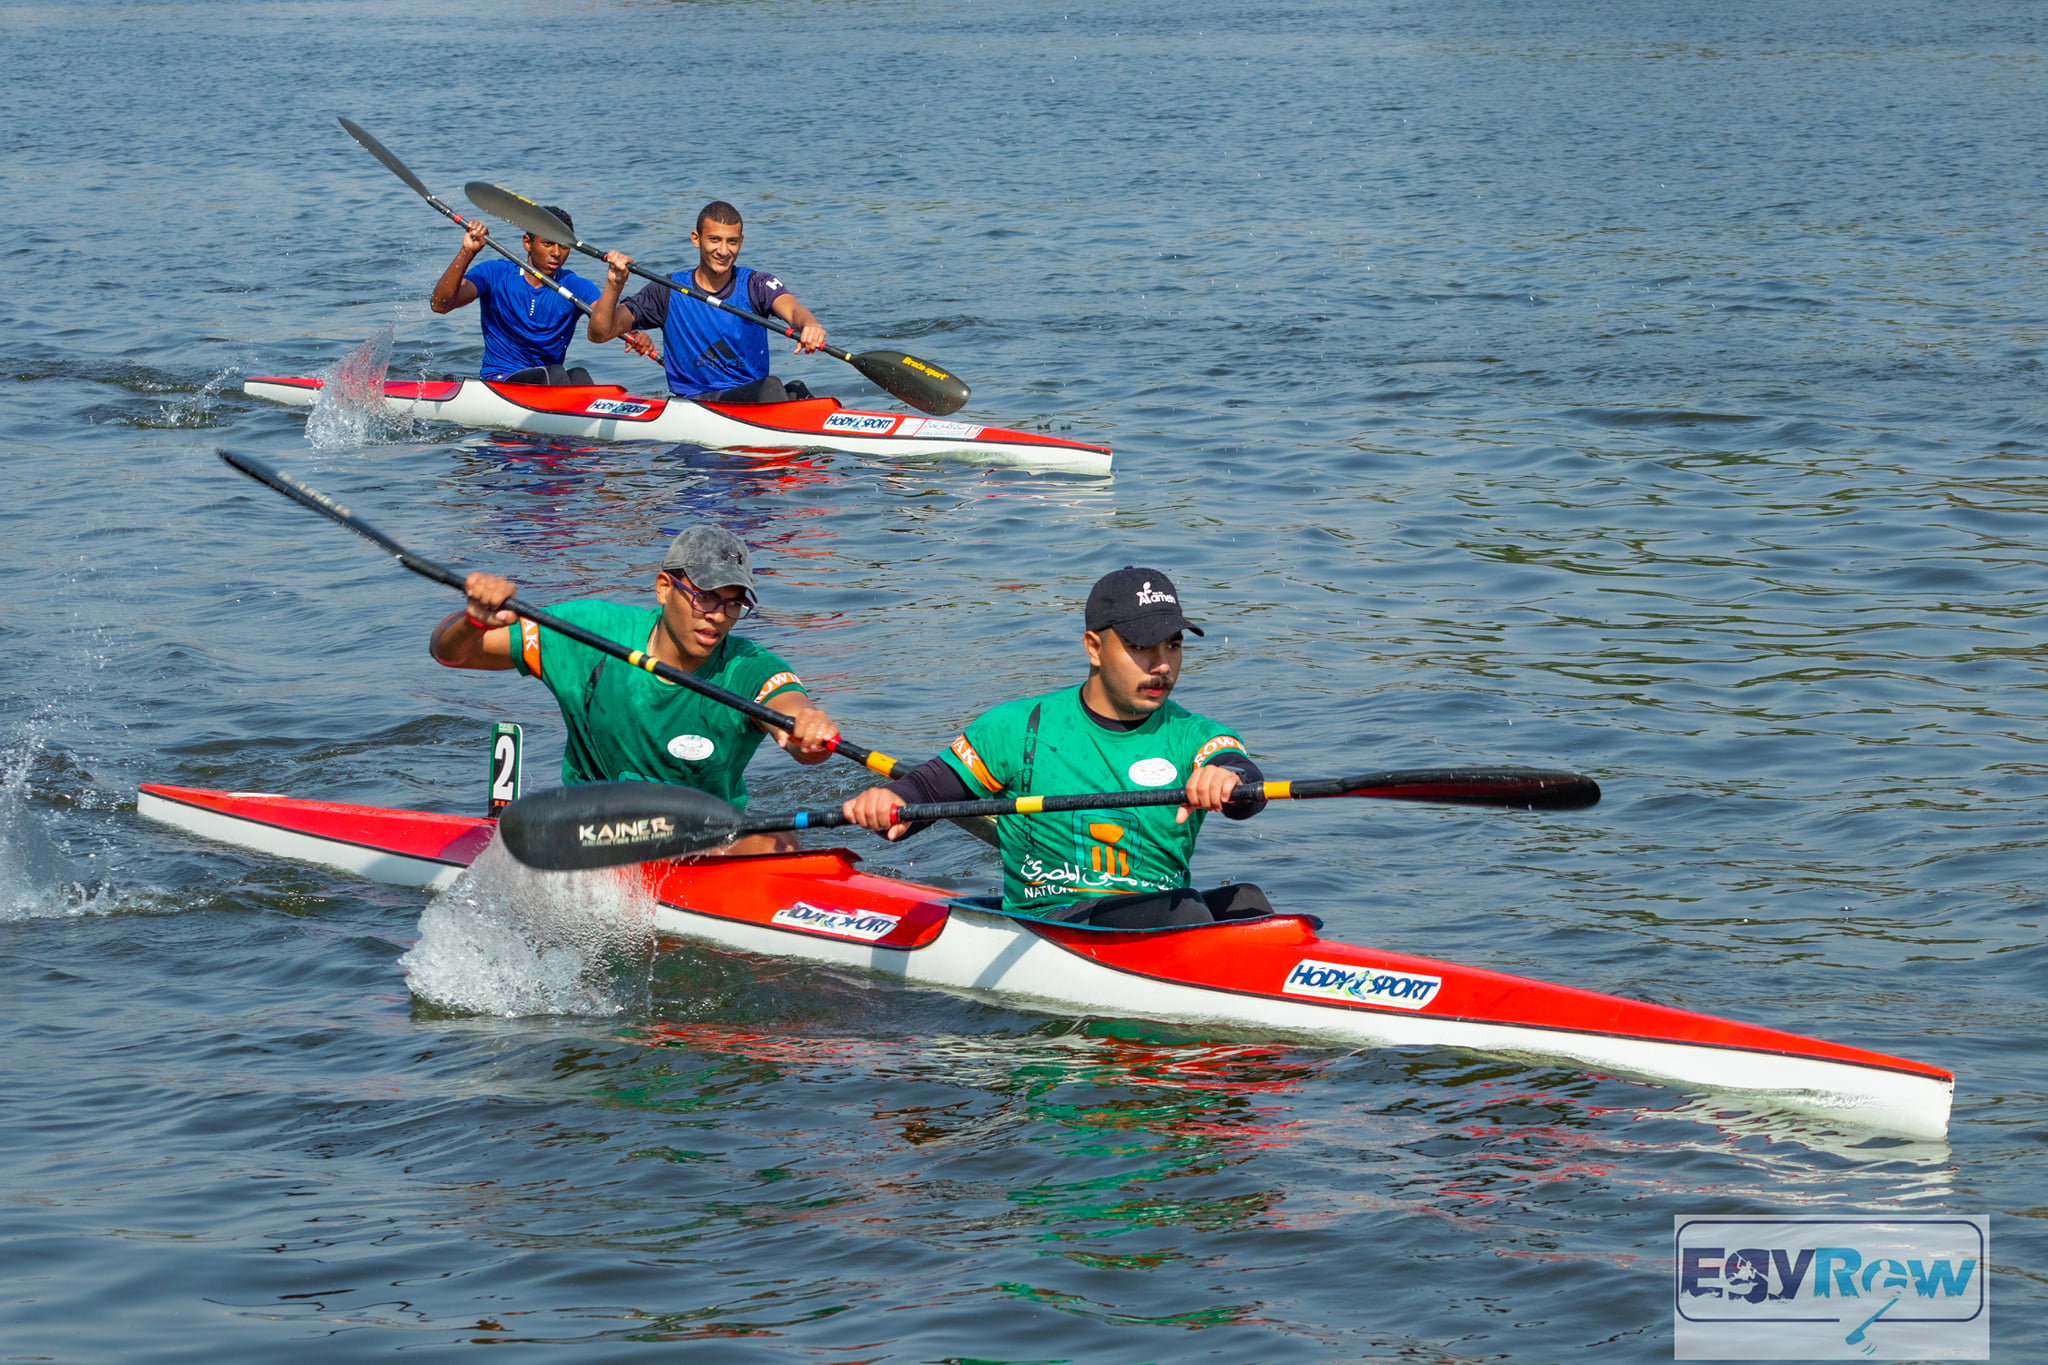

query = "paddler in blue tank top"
(840, 568), (1273, 929)
(428, 523), (842, 855)
(584, 200), (828, 404)
(428, 207), (656, 384)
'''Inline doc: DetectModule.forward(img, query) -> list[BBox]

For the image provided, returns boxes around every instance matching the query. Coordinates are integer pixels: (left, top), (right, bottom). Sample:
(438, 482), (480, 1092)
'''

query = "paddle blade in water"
(338, 117), (434, 201)
(1286, 767), (1601, 810)
(849, 350), (971, 416)
(498, 782), (743, 870)
(464, 182), (578, 247)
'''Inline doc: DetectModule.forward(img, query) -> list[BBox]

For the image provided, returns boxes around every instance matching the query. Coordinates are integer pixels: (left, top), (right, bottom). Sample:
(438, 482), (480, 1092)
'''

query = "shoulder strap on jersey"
(1019, 704), (1042, 790)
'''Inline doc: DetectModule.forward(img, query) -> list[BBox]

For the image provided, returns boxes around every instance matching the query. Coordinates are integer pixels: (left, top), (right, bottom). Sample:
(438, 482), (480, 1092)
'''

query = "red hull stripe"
(139, 784), (495, 866)
(1020, 918), (1950, 1082)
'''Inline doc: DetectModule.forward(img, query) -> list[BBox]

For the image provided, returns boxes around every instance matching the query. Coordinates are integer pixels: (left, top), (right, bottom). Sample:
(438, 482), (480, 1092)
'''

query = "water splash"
(136, 366), (241, 429)
(305, 326), (412, 450)
(399, 838), (656, 1017)
(0, 734), (130, 920)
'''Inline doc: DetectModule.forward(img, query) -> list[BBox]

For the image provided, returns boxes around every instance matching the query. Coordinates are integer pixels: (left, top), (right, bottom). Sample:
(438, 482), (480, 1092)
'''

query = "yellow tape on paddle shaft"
(1263, 780), (1292, 799)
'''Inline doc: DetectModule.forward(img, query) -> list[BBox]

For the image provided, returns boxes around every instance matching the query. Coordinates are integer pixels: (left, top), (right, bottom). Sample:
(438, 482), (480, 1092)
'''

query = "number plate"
(488, 721), (523, 816)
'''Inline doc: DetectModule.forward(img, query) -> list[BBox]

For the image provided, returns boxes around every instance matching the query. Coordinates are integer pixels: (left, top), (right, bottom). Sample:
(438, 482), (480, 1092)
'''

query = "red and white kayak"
(136, 783), (1954, 1139)
(243, 376), (1113, 473)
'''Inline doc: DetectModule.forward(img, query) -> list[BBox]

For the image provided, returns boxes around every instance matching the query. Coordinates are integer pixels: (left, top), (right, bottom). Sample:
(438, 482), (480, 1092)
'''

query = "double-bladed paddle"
(499, 768), (1604, 871)
(338, 118), (659, 364)
(463, 182), (971, 417)
(216, 448), (998, 846)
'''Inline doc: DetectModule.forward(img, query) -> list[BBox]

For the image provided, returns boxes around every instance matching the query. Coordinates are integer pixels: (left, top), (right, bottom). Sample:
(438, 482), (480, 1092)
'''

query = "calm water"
(3, 0), (2044, 1359)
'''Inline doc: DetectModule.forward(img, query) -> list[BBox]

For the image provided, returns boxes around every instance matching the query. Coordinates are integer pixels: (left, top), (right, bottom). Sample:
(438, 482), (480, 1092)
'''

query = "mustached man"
(841, 568), (1270, 927)
(431, 524), (839, 855)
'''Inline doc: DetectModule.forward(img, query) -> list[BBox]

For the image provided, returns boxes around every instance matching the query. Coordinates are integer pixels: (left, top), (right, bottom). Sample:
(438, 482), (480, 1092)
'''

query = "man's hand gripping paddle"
(337, 118), (658, 363)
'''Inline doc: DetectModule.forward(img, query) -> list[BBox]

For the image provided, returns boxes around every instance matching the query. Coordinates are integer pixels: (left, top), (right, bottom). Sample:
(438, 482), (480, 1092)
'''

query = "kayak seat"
(502, 364), (595, 386)
(1053, 882), (1272, 930)
(990, 884), (1318, 933)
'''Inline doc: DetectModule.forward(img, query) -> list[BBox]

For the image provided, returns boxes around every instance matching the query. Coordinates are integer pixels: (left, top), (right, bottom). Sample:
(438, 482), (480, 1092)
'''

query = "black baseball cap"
(1085, 566), (1204, 648)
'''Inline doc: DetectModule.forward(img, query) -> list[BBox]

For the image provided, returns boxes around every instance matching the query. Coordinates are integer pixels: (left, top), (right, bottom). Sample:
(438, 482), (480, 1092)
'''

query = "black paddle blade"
(338, 117), (434, 201)
(849, 350), (971, 416)
(1303, 767), (1601, 810)
(498, 783), (744, 870)
(464, 182), (578, 247)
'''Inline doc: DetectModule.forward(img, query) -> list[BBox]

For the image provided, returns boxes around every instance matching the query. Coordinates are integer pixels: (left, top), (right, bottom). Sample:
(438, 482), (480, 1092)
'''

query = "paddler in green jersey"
(430, 523), (841, 855)
(841, 567), (1271, 928)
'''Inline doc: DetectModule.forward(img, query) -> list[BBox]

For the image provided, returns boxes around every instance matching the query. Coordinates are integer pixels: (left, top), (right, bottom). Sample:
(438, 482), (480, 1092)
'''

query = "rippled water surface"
(4, 0), (2045, 1359)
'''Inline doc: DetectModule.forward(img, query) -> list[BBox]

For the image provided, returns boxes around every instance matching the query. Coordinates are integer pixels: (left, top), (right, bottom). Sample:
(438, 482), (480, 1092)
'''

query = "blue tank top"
(657, 266), (773, 397)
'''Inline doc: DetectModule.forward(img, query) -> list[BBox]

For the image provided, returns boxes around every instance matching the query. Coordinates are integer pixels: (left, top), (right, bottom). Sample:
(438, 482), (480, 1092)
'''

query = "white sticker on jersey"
(1128, 757), (1178, 787)
(667, 734), (715, 761)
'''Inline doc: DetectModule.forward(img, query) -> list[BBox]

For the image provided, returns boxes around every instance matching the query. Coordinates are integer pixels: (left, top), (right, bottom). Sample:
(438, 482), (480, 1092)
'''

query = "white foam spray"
(399, 837), (657, 1017)
(148, 365), (241, 429)
(305, 325), (412, 450)
(0, 733), (131, 921)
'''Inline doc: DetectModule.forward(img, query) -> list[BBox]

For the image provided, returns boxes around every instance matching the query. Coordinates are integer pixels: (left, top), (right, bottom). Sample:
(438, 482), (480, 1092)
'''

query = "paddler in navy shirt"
(430, 523), (841, 855)
(428, 207), (655, 384)
(841, 568), (1272, 929)
(585, 200), (827, 404)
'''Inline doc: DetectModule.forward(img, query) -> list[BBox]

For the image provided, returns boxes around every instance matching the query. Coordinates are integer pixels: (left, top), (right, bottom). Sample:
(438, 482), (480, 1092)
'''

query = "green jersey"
(511, 599), (807, 804)
(939, 685), (1250, 915)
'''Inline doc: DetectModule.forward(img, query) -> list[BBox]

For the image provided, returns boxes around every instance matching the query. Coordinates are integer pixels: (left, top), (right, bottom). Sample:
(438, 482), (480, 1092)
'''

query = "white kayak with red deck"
(243, 376), (1113, 473)
(136, 783), (1954, 1140)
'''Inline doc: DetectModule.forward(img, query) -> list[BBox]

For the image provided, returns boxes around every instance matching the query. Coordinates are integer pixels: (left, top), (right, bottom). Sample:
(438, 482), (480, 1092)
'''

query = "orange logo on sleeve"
(950, 734), (1001, 793)
(519, 618), (542, 678)
(1193, 734), (1246, 767)
(754, 671), (802, 702)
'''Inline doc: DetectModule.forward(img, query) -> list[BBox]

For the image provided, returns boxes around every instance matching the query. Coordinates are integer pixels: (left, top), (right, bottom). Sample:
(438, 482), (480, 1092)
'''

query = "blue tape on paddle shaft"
(793, 812), (810, 829)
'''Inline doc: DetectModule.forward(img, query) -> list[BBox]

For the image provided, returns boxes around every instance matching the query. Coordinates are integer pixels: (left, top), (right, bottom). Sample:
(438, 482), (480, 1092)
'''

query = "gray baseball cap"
(660, 524), (755, 593)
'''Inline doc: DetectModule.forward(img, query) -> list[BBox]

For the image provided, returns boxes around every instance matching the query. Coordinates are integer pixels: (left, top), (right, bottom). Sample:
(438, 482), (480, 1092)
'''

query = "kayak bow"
(136, 783), (1954, 1140)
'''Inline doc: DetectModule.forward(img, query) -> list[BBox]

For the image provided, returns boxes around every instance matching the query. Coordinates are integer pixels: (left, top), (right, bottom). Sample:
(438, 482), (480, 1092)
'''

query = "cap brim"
(1112, 616), (1203, 648)
(663, 561), (755, 594)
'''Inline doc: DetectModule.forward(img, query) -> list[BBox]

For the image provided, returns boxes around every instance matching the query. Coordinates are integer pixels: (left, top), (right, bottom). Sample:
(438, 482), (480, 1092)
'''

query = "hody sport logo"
(1280, 957), (1441, 1011)
(1673, 1217), (1987, 1360)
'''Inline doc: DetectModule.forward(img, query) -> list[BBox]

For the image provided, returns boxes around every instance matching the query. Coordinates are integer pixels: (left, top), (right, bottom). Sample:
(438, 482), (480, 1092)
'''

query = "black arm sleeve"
(1208, 750), (1268, 819)
(874, 753), (978, 839)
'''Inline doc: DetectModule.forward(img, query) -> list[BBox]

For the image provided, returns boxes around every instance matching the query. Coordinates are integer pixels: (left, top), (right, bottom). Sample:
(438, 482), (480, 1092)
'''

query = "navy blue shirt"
(622, 269), (790, 331)
(623, 267), (796, 397)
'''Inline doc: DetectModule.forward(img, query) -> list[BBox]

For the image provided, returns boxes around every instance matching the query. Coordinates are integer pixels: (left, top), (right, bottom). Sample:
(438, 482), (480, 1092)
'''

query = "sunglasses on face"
(666, 572), (754, 620)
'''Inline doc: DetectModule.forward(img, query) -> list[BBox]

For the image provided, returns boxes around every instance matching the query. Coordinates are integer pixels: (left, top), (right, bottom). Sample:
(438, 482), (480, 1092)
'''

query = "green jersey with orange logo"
(510, 599), (807, 802)
(938, 685), (1250, 915)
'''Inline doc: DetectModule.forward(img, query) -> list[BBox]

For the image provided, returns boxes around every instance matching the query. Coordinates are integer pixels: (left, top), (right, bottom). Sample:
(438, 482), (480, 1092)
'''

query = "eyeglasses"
(666, 571), (754, 620)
